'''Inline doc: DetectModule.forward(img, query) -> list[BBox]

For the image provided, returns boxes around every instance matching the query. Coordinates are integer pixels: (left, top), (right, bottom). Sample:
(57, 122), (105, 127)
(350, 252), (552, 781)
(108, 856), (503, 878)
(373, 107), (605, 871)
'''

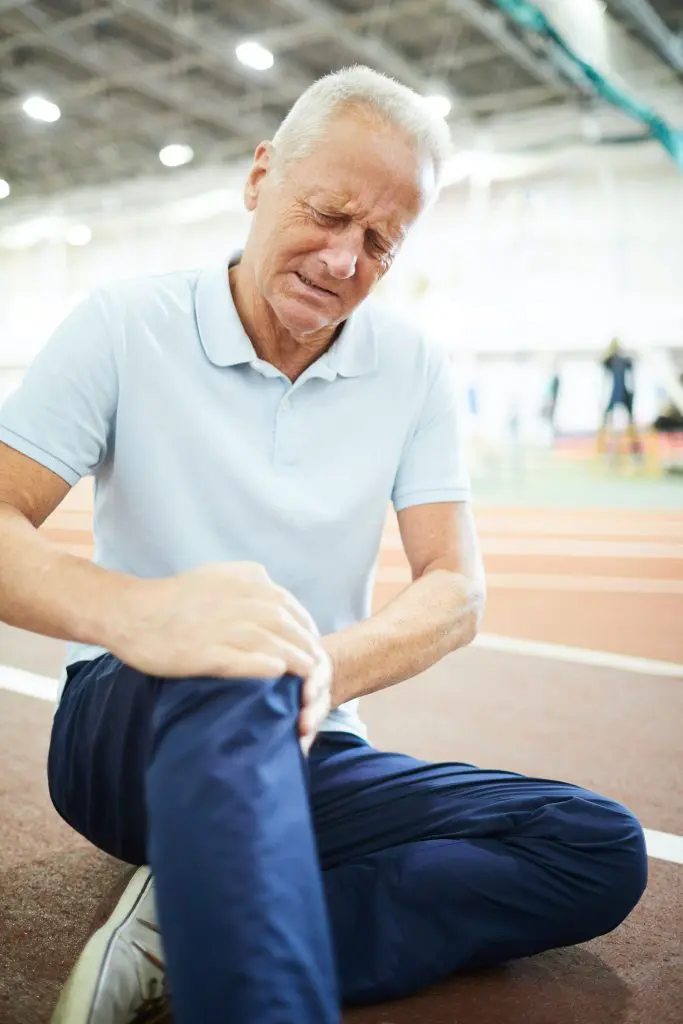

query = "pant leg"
(308, 734), (647, 1005)
(48, 656), (339, 1024)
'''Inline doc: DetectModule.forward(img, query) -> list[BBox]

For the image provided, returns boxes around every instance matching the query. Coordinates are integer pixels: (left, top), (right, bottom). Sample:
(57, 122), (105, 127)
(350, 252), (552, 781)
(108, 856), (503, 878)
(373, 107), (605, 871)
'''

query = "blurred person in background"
(653, 374), (683, 433)
(0, 66), (647, 1024)
(542, 360), (562, 443)
(652, 374), (683, 474)
(598, 337), (642, 458)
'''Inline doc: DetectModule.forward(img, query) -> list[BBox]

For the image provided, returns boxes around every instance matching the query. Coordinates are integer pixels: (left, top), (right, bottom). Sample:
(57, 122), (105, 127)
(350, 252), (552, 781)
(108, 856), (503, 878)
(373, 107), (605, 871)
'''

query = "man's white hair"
(270, 65), (451, 194)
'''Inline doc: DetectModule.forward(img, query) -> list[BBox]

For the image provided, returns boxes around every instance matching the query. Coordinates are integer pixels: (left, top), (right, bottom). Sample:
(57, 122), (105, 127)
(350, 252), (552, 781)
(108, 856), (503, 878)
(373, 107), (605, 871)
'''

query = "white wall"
(385, 152), (683, 355)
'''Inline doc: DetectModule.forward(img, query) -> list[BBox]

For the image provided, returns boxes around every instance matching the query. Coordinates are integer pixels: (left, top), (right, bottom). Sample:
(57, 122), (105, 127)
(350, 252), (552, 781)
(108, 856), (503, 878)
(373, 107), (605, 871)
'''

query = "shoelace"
(127, 940), (172, 1024)
(128, 994), (172, 1024)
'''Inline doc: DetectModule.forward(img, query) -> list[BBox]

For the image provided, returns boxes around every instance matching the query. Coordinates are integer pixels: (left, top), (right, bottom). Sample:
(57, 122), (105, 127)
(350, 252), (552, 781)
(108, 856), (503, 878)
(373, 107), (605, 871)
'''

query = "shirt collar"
(195, 257), (256, 369)
(194, 253), (378, 380)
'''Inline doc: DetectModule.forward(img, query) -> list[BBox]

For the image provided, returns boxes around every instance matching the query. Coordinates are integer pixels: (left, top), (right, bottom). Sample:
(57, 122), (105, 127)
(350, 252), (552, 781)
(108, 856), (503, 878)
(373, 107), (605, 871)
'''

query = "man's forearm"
(325, 564), (486, 707)
(0, 503), (138, 647)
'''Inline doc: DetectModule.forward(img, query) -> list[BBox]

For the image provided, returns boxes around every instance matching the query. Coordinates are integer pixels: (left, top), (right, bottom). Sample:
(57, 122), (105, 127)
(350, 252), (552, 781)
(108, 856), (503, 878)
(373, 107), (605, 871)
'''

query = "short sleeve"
(392, 348), (471, 512)
(0, 290), (119, 486)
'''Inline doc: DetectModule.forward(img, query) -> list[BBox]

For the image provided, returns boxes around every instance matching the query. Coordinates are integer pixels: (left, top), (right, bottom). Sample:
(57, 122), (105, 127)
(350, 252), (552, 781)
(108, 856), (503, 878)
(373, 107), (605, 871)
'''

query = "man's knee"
(574, 794), (648, 937)
(148, 673), (303, 798)
(152, 672), (302, 745)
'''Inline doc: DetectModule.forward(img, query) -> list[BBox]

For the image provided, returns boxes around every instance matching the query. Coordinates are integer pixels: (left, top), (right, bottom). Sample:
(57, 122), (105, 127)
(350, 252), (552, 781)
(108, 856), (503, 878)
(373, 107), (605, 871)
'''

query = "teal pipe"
(491, 0), (683, 167)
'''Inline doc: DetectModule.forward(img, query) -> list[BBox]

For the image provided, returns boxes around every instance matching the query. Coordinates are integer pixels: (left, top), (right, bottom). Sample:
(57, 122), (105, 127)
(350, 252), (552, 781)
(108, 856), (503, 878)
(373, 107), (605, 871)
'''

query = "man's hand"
(108, 562), (332, 750)
(299, 650), (333, 755)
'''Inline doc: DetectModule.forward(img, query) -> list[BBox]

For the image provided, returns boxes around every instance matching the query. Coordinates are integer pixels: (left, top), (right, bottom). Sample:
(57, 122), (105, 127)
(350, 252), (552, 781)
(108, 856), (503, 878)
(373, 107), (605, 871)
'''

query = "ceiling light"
(65, 224), (92, 246)
(236, 41), (274, 71)
(159, 144), (194, 168)
(22, 95), (61, 123)
(423, 94), (452, 118)
(0, 179), (10, 200)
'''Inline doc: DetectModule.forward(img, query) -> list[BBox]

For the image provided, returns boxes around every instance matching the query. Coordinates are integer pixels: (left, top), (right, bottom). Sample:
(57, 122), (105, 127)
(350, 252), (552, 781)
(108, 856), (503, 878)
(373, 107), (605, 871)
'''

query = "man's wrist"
(85, 571), (156, 652)
(321, 633), (352, 708)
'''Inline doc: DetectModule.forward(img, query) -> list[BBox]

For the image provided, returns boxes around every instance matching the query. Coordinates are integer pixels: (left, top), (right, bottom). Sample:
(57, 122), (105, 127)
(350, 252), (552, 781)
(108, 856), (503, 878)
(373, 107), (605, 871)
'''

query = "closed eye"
(310, 207), (344, 227)
(366, 232), (394, 263)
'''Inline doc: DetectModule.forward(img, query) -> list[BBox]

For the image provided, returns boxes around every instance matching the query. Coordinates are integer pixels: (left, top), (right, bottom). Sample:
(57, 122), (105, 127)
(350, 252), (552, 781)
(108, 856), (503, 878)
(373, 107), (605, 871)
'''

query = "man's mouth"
(295, 272), (336, 297)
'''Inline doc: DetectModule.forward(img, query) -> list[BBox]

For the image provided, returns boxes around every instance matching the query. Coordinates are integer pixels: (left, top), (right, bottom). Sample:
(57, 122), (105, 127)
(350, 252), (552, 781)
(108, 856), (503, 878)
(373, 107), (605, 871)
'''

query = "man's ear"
(244, 141), (274, 212)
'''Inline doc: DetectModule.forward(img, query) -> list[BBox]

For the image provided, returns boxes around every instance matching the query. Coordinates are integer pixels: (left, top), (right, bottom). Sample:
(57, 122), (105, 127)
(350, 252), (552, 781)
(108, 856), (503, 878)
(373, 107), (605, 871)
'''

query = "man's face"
(242, 108), (432, 338)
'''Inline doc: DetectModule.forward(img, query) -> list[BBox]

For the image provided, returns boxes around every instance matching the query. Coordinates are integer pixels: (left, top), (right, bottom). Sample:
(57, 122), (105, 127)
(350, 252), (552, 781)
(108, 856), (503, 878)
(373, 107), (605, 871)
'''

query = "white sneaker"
(51, 866), (170, 1024)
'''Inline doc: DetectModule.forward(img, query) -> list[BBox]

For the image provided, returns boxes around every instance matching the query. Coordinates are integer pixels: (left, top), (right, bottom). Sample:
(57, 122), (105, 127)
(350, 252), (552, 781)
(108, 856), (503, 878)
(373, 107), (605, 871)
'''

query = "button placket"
(273, 388), (297, 466)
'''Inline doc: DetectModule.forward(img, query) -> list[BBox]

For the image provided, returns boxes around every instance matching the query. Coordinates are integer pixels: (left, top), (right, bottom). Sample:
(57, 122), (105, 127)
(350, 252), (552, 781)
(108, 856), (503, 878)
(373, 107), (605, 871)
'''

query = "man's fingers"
(300, 733), (315, 757)
(234, 626), (319, 679)
(302, 666), (330, 705)
(230, 610), (323, 672)
(274, 586), (321, 638)
(299, 655), (332, 737)
(205, 647), (288, 680)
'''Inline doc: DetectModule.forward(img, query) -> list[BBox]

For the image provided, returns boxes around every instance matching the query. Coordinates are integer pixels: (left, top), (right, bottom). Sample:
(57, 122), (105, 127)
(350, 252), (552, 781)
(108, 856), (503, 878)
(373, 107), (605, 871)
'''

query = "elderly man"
(0, 66), (645, 1024)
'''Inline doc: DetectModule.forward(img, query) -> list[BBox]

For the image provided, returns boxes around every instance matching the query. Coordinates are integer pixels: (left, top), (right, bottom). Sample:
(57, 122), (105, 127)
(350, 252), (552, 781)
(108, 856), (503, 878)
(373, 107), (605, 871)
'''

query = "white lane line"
(473, 633), (683, 677)
(375, 566), (683, 595)
(1, 664), (683, 866)
(482, 539), (683, 558)
(473, 523), (683, 539)
(380, 534), (683, 558)
(0, 664), (59, 701)
(643, 829), (683, 866)
(483, 574), (683, 594)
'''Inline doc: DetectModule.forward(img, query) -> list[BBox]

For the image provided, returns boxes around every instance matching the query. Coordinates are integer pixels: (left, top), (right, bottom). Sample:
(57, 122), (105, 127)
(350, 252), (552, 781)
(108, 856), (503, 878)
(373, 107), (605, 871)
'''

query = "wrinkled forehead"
(277, 111), (435, 230)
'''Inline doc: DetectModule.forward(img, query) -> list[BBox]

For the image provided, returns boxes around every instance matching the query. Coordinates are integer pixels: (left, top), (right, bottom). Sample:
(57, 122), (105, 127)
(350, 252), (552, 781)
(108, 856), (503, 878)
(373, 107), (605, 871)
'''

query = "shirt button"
(282, 397), (291, 411)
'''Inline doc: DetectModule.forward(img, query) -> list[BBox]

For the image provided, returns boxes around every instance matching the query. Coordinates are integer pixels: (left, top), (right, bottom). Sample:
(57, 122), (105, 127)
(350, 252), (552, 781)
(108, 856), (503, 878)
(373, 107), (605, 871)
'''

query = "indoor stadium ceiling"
(0, 0), (682, 205)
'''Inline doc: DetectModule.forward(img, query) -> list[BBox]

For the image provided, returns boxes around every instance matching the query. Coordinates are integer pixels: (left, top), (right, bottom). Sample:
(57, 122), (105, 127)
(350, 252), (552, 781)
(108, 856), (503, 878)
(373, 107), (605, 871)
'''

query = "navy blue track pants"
(48, 656), (647, 1024)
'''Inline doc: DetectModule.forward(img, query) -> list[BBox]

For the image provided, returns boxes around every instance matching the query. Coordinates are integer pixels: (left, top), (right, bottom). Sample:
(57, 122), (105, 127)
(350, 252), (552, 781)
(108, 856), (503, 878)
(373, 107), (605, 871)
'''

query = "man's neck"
(228, 262), (338, 382)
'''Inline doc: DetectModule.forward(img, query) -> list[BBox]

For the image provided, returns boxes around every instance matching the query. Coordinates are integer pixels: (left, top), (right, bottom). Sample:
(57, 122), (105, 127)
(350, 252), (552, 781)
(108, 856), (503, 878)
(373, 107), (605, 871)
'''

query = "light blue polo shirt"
(0, 256), (470, 737)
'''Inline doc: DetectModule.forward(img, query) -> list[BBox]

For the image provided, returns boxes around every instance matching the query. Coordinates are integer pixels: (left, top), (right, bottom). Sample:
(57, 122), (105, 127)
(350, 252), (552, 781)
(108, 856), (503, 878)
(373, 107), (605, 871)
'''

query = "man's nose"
(319, 228), (361, 280)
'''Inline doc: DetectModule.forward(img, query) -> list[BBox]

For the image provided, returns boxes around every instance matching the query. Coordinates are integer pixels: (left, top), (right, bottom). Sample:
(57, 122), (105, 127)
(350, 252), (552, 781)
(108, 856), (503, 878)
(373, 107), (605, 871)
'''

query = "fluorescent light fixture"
(65, 224), (92, 246)
(236, 41), (274, 71)
(0, 179), (10, 199)
(423, 94), (451, 118)
(159, 143), (194, 168)
(23, 95), (61, 123)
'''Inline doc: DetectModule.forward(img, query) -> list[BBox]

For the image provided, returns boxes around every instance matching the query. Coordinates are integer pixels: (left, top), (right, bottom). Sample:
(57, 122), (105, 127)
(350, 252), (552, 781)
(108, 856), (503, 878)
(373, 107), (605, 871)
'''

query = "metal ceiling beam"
(257, 0), (444, 53)
(0, 2), (304, 130)
(0, 5), (118, 59)
(0, 0), (515, 135)
(612, 0), (683, 73)
(1, 58), (553, 175)
(6, 132), (254, 202)
(6, 5), (276, 141)
(431, 43), (501, 72)
(0, 63), (215, 167)
(113, 0), (314, 107)
(0, 51), (207, 118)
(277, 0), (463, 103)
(0, 0), (32, 13)
(466, 82), (557, 113)
(115, 0), (478, 120)
(0, 0), (445, 60)
(444, 0), (575, 95)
